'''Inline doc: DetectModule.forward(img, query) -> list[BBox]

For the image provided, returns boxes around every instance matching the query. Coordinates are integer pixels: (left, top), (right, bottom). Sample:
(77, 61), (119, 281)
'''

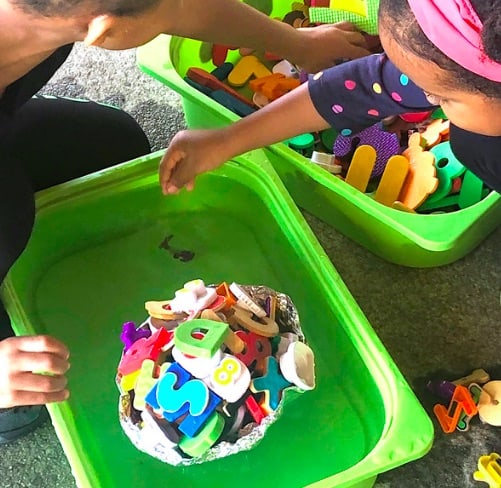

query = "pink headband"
(407, 0), (501, 82)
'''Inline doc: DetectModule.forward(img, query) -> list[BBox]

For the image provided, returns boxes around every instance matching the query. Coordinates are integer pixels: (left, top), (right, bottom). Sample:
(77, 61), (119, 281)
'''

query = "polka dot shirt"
(308, 53), (432, 136)
(308, 53), (501, 193)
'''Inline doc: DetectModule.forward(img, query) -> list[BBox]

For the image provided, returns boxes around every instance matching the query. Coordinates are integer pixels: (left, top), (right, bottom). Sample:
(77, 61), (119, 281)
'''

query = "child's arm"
(163, 0), (369, 73)
(160, 54), (436, 194)
(159, 83), (329, 194)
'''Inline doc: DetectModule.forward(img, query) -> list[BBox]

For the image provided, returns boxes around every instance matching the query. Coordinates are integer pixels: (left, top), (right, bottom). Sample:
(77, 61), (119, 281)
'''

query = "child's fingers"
(332, 21), (360, 32)
(344, 30), (370, 48)
(159, 149), (185, 195)
(165, 183), (181, 195)
(4, 388), (70, 407)
(15, 351), (70, 375)
(169, 164), (196, 192)
(12, 371), (68, 393)
(343, 44), (371, 59)
(12, 335), (69, 359)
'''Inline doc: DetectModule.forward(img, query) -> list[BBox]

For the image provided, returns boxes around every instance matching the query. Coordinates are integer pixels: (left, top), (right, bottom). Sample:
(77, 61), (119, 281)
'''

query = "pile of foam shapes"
(116, 279), (315, 465)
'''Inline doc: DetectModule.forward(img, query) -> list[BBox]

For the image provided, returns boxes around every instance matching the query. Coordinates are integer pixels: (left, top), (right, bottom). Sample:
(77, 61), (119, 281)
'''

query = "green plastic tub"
(1, 151), (432, 487)
(137, 27), (501, 268)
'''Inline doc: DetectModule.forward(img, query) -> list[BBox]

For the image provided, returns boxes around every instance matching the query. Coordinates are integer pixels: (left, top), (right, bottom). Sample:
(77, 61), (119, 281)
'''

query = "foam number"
(118, 328), (173, 376)
(133, 359), (170, 411)
(174, 318), (229, 358)
(156, 363), (222, 437)
(235, 330), (272, 374)
(309, 0), (380, 35)
(227, 56), (272, 87)
(213, 357), (240, 386)
(251, 356), (292, 412)
(205, 354), (251, 403)
(344, 145), (377, 192)
(374, 155), (409, 207)
(433, 385), (478, 433)
(232, 306), (279, 337)
(456, 383), (483, 432)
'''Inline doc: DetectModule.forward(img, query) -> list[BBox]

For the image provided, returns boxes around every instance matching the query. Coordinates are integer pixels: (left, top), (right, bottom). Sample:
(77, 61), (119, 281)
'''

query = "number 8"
(212, 357), (241, 386)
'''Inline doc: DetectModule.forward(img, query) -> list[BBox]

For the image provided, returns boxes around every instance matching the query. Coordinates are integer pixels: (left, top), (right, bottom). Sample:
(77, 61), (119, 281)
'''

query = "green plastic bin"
(136, 27), (501, 268)
(1, 150), (432, 487)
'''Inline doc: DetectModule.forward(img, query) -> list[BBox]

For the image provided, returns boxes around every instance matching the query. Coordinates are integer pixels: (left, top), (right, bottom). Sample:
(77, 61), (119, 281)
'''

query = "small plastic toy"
(344, 145), (377, 192)
(453, 368), (491, 387)
(249, 73), (300, 101)
(310, 151), (342, 173)
(457, 383), (483, 432)
(477, 381), (501, 427)
(473, 453), (501, 488)
(286, 133), (316, 156)
(399, 150), (438, 209)
(433, 384), (478, 433)
(374, 155), (409, 207)
(279, 341), (316, 390)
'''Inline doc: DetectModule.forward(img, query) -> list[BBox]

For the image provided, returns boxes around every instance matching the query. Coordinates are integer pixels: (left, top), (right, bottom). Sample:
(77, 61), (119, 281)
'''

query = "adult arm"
(162, 0), (369, 72)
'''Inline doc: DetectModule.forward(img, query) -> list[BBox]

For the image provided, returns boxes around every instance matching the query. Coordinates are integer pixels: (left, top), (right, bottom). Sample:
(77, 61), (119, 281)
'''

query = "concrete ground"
(0, 44), (500, 488)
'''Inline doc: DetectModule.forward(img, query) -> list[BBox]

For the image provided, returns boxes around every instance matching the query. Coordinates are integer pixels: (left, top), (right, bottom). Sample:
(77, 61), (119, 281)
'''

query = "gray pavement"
(0, 44), (500, 488)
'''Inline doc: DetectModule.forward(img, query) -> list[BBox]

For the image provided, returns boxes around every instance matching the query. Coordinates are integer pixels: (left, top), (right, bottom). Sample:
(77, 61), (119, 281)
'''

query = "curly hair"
(379, 0), (501, 98)
(11, 0), (160, 16)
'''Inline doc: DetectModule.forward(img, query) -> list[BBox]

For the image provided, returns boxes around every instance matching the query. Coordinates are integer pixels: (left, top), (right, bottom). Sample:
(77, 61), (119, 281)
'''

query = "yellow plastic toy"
(309, 0), (380, 35)
(474, 453), (501, 488)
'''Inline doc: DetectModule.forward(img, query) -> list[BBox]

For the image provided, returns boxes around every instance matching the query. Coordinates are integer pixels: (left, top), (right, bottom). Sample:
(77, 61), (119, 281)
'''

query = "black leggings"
(0, 96), (151, 338)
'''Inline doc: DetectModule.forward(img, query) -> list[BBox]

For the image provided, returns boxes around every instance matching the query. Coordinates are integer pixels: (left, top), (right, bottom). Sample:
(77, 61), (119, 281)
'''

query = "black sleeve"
(450, 124), (501, 193)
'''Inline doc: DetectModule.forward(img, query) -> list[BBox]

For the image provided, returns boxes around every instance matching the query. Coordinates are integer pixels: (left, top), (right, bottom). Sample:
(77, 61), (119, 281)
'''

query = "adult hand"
(0, 335), (70, 408)
(159, 128), (232, 195)
(290, 22), (371, 73)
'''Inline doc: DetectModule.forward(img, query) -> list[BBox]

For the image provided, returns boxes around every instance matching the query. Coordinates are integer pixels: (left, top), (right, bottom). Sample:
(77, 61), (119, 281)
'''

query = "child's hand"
(0, 335), (70, 408)
(292, 22), (371, 73)
(159, 129), (231, 195)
